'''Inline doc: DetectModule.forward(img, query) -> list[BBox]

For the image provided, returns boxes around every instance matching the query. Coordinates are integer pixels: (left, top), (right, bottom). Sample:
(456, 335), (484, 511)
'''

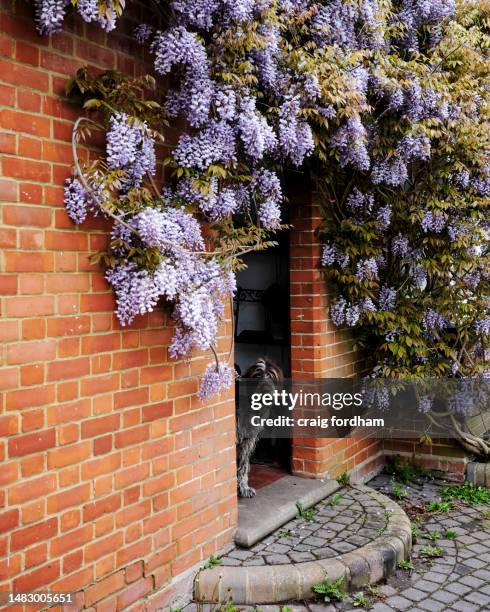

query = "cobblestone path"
(183, 472), (490, 611)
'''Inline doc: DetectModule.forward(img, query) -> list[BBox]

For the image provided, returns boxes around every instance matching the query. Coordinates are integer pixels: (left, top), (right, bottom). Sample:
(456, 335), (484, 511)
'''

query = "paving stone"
(465, 591), (490, 606)
(462, 557), (486, 569)
(418, 599), (448, 612)
(266, 543), (290, 554)
(458, 575), (485, 588)
(229, 549), (254, 560)
(450, 601), (479, 612)
(431, 589), (459, 604)
(243, 557), (265, 566)
(421, 571), (448, 584)
(400, 587), (427, 602)
(265, 554), (290, 564)
(385, 595), (412, 610)
(445, 582), (473, 595)
(414, 579), (441, 593)
(288, 551), (315, 562)
(473, 568), (490, 580)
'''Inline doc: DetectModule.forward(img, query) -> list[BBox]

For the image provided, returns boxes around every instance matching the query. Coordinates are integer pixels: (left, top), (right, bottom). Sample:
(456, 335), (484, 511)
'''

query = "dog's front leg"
(237, 436), (258, 498)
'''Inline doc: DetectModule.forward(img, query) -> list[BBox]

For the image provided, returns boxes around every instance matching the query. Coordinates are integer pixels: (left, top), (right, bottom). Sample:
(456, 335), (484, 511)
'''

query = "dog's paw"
(238, 485), (256, 498)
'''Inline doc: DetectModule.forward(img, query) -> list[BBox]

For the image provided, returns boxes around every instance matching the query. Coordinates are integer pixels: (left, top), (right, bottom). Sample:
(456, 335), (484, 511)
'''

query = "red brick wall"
(288, 179), (383, 482)
(0, 2), (236, 609)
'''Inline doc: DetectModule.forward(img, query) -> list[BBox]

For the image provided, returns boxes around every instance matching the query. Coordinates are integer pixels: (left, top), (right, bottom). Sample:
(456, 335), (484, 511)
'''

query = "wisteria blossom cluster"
(36, 0), (489, 397)
(316, 0), (490, 379)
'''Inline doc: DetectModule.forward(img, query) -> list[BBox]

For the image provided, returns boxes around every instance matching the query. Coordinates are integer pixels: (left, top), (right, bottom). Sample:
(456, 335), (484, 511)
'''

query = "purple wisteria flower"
(34, 0), (69, 35)
(64, 177), (88, 224)
(379, 286), (396, 311)
(423, 309), (448, 335)
(475, 318), (490, 336)
(198, 362), (235, 400)
(331, 116), (370, 172)
(106, 113), (156, 187)
(278, 97), (314, 166)
(421, 211), (446, 233)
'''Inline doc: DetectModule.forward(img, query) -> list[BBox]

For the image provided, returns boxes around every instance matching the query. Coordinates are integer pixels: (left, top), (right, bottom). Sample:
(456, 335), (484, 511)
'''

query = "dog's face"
(243, 358), (284, 382)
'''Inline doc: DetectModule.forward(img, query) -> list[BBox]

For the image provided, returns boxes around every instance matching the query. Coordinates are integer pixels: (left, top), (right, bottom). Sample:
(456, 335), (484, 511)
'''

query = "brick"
(47, 398), (90, 425)
(8, 429), (56, 457)
(83, 493), (121, 522)
(10, 518), (57, 551)
(13, 561), (59, 592)
(142, 401), (173, 422)
(51, 524), (92, 556)
(2, 156), (51, 181)
(84, 569), (125, 606)
(0, 553), (22, 581)
(47, 441), (91, 469)
(0, 415), (18, 437)
(6, 296), (54, 317)
(18, 135), (42, 158)
(47, 484), (90, 514)
(21, 408), (44, 431)
(25, 543), (48, 569)
(0, 508), (19, 534)
(6, 384), (55, 410)
(85, 532), (123, 562)
(0, 226), (16, 247)
(7, 339), (56, 364)
(117, 577), (153, 609)
(0, 177), (17, 201)
(9, 474), (56, 505)
(0, 59), (49, 91)
(114, 388), (149, 410)
(116, 538), (152, 567)
(18, 91), (41, 113)
(4, 251), (53, 272)
(0, 132), (16, 154)
(115, 425), (150, 449)
(3, 204), (51, 226)
(47, 357), (90, 381)
(21, 361), (44, 387)
(82, 414), (120, 439)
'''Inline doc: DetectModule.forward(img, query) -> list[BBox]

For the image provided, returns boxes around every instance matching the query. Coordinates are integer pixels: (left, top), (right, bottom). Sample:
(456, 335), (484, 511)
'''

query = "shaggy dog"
(236, 358), (284, 498)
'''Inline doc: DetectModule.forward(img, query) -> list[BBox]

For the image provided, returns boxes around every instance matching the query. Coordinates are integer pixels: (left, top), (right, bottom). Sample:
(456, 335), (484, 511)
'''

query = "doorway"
(234, 229), (291, 489)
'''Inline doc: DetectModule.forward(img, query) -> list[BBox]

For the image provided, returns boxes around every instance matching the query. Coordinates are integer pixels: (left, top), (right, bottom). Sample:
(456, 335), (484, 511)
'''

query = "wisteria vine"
(34, 1), (489, 420)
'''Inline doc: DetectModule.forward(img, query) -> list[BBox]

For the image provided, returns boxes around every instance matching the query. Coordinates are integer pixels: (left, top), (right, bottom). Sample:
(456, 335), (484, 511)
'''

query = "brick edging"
(194, 485), (411, 604)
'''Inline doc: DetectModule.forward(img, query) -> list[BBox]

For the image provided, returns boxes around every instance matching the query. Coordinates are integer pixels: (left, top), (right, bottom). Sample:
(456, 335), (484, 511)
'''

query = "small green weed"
(426, 500), (451, 512)
(386, 455), (426, 484)
(398, 559), (415, 570)
(279, 530), (293, 538)
(327, 493), (343, 506)
(337, 472), (350, 486)
(312, 576), (346, 603)
(441, 482), (490, 505)
(420, 545), (444, 558)
(426, 531), (440, 542)
(353, 592), (370, 608)
(411, 522), (420, 541)
(483, 509), (490, 519)
(203, 555), (222, 569)
(444, 530), (457, 539)
(296, 501), (317, 521)
(280, 608), (292, 612)
(390, 479), (407, 500)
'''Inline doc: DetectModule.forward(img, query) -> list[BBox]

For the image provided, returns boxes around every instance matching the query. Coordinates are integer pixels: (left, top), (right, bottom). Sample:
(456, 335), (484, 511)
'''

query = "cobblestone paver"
(184, 473), (490, 611)
(218, 488), (389, 567)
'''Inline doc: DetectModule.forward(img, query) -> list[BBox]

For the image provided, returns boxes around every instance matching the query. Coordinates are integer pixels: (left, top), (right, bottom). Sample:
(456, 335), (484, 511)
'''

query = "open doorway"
(234, 229), (291, 491)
